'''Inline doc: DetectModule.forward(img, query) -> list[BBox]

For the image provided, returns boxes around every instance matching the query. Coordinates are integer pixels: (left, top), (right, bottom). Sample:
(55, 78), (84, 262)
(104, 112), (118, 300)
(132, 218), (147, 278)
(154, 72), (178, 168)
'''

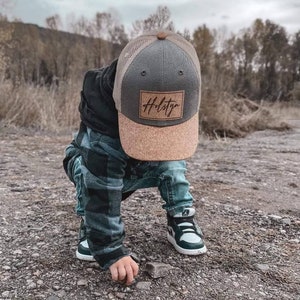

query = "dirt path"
(0, 123), (299, 300)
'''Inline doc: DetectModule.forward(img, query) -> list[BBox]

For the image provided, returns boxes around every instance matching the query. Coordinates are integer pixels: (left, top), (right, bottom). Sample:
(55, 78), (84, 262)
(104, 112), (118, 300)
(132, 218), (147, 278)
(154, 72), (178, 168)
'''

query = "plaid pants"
(63, 124), (194, 269)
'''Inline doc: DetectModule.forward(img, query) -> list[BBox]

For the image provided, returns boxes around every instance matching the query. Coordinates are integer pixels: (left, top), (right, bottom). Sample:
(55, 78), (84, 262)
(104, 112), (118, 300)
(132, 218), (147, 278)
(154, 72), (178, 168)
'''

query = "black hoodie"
(79, 59), (119, 137)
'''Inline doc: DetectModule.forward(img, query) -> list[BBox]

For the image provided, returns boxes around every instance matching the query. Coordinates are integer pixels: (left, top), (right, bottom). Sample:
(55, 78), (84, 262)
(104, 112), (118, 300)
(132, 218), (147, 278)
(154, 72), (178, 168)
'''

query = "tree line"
(0, 6), (299, 102)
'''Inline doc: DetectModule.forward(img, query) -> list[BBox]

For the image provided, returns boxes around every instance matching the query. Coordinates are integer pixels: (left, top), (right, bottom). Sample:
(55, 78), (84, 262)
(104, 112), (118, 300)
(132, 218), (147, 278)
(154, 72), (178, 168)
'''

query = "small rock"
(89, 262), (100, 268)
(13, 249), (23, 255)
(55, 211), (68, 216)
(170, 291), (176, 297)
(93, 292), (103, 297)
(245, 249), (256, 256)
(255, 263), (269, 272)
(1, 291), (10, 298)
(115, 292), (126, 299)
(145, 262), (175, 278)
(77, 279), (88, 286)
(57, 290), (67, 298)
(136, 281), (151, 290)
(47, 296), (60, 300)
(2, 265), (11, 271)
(33, 270), (41, 276)
(289, 238), (299, 243)
(123, 287), (131, 293)
(28, 282), (37, 289)
(108, 293), (115, 299)
(268, 215), (282, 221)
(281, 218), (291, 226)
(288, 182), (298, 188)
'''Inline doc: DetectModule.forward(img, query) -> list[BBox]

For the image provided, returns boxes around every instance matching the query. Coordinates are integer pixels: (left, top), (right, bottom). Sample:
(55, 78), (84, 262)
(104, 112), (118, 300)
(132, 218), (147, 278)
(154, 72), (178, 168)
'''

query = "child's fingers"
(124, 264), (134, 285)
(116, 265), (127, 282)
(110, 265), (119, 282)
(131, 261), (139, 277)
(109, 256), (139, 285)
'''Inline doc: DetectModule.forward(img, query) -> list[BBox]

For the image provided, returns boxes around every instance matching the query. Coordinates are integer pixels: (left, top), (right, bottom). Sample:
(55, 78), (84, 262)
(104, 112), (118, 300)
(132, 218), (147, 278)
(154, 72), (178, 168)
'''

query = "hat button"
(157, 31), (167, 40)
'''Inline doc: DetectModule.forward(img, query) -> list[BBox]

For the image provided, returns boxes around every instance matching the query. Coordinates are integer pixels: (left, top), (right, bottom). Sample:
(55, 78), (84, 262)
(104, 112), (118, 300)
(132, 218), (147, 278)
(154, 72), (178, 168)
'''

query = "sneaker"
(76, 218), (96, 262)
(167, 207), (207, 255)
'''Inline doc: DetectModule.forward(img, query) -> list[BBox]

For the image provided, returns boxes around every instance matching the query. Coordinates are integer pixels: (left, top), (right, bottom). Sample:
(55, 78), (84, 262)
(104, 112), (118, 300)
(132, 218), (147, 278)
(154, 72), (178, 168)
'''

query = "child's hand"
(109, 256), (139, 285)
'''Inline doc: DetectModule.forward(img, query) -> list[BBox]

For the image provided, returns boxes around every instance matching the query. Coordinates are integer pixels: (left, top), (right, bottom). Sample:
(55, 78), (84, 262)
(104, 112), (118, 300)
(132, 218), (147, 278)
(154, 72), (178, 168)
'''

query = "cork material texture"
(118, 112), (199, 161)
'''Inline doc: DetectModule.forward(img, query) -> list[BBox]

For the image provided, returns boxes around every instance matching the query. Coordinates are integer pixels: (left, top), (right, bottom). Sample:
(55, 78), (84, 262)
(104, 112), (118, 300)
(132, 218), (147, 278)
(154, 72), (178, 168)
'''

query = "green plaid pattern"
(63, 123), (193, 269)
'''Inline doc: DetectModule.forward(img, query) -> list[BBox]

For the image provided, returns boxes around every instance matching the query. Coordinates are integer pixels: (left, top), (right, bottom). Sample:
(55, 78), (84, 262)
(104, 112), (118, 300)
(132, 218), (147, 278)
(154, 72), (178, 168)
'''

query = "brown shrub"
(200, 91), (291, 138)
(0, 80), (80, 131)
(0, 80), (296, 136)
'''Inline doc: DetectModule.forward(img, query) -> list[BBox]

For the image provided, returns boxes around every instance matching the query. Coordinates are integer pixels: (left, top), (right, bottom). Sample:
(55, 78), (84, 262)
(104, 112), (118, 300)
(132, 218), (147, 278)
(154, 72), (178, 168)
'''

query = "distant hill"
(0, 21), (124, 84)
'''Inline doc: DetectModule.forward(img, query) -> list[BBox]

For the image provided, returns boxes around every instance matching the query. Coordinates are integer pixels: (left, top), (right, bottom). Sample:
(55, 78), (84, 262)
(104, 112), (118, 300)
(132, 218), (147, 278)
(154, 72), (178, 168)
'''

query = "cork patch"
(139, 90), (184, 120)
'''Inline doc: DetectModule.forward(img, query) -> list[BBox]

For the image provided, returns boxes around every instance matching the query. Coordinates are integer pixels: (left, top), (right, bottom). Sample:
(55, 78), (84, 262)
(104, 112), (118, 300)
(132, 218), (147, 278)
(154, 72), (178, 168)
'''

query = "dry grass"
(0, 80), (80, 132)
(0, 80), (299, 136)
(199, 92), (296, 138)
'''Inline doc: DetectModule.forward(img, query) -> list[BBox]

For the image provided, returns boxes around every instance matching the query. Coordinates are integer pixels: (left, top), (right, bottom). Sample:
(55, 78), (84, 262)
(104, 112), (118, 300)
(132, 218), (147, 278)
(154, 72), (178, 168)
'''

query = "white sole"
(76, 250), (96, 262)
(167, 233), (207, 255)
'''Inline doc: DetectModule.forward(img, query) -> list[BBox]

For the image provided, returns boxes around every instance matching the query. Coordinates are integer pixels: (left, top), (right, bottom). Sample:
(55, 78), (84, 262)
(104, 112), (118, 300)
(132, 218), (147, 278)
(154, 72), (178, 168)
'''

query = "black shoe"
(167, 208), (207, 255)
(76, 218), (95, 261)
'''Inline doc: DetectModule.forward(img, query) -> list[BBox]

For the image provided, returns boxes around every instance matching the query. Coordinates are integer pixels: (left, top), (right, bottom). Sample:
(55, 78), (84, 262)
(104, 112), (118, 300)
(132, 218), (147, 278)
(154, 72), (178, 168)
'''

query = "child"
(63, 30), (206, 286)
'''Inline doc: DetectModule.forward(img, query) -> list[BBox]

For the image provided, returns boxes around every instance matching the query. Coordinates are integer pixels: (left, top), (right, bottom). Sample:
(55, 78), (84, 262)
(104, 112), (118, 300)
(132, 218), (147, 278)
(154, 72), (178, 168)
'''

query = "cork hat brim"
(118, 112), (199, 161)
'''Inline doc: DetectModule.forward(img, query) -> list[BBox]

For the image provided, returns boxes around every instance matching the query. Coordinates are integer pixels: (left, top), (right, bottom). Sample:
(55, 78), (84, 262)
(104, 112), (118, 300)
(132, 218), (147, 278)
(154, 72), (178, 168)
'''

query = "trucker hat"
(113, 30), (201, 161)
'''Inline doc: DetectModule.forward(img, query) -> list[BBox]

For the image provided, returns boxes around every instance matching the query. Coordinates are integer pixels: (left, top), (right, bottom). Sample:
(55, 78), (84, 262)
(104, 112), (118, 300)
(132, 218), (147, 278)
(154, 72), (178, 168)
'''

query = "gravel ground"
(0, 122), (299, 300)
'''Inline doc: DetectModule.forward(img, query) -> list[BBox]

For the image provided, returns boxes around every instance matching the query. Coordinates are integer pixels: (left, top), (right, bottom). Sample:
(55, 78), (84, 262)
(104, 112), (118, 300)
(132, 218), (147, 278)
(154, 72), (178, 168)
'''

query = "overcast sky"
(4, 0), (300, 35)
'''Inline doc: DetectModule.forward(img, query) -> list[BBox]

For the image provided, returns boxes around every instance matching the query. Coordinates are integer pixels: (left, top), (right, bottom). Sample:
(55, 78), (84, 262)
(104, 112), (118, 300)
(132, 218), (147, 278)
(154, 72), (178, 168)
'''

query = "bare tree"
(0, 0), (15, 20)
(193, 25), (215, 76)
(131, 6), (175, 38)
(67, 14), (90, 36)
(45, 14), (62, 30)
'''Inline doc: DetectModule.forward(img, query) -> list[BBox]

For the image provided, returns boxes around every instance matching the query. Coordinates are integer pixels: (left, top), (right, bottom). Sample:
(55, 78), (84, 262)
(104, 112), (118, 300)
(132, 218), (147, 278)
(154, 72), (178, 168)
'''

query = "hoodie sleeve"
(74, 123), (131, 270)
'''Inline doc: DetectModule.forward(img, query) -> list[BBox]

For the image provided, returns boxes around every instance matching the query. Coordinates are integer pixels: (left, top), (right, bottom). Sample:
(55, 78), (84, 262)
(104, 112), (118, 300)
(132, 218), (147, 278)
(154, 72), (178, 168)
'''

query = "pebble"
(57, 290), (67, 298)
(268, 214), (282, 221)
(33, 270), (41, 276)
(255, 264), (270, 272)
(167, 290), (175, 297)
(115, 292), (126, 299)
(86, 267), (94, 273)
(108, 293), (115, 299)
(281, 218), (291, 226)
(93, 292), (103, 297)
(136, 281), (151, 290)
(145, 262), (175, 279)
(47, 296), (60, 300)
(37, 280), (43, 285)
(28, 282), (37, 289)
(2, 265), (11, 271)
(1, 291), (10, 298)
(77, 279), (88, 286)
